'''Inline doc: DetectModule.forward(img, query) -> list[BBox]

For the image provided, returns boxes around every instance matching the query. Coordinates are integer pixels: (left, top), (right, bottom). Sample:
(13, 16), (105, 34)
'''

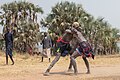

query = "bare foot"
(11, 62), (14, 65)
(43, 72), (50, 76)
(86, 71), (90, 74)
(74, 71), (78, 75)
(43, 69), (50, 76)
(6, 62), (8, 65)
(67, 69), (73, 72)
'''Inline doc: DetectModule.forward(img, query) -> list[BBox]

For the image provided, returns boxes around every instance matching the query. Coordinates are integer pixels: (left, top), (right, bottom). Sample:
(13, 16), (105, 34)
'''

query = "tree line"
(0, 1), (119, 55)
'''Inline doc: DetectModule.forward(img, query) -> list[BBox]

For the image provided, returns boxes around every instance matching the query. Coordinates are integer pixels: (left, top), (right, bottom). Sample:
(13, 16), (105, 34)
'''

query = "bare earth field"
(0, 51), (120, 80)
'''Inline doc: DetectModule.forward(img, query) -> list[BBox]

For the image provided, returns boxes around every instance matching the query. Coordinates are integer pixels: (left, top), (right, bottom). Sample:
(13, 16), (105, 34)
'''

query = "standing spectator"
(41, 32), (52, 62)
(4, 27), (14, 65)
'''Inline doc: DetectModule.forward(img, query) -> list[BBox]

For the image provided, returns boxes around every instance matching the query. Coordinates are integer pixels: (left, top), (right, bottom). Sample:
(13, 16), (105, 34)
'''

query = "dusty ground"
(0, 51), (120, 80)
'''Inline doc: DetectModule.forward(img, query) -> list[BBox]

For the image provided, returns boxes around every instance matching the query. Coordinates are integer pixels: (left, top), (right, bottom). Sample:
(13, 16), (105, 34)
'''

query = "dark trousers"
(6, 47), (14, 65)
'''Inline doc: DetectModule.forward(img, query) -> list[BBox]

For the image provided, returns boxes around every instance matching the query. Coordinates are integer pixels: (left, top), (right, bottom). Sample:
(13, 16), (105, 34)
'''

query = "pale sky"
(0, 0), (120, 33)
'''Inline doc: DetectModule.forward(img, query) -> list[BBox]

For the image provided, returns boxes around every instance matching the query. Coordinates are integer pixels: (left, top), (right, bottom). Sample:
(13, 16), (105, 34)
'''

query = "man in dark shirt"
(4, 27), (14, 65)
(41, 32), (52, 62)
(43, 29), (73, 76)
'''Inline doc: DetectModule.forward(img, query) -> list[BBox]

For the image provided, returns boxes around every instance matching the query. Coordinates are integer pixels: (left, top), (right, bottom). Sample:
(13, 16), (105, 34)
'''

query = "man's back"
(72, 27), (86, 42)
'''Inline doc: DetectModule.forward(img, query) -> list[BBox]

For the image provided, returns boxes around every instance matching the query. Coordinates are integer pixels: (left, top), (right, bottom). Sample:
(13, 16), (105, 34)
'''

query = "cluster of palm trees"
(0, 1), (119, 55)
(44, 1), (120, 55)
(0, 1), (43, 52)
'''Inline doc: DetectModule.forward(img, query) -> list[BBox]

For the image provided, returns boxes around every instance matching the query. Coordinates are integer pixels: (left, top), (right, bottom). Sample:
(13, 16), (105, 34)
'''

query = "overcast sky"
(0, 0), (120, 33)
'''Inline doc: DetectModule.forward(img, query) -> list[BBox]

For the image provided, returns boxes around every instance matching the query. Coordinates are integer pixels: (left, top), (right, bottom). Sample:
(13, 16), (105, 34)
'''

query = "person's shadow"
(42, 71), (87, 76)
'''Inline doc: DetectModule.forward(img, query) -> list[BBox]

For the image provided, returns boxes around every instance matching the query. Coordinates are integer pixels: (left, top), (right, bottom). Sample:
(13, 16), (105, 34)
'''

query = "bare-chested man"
(43, 29), (73, 76)
(68, 22), (94, 75)
(43, 22), (94, 76)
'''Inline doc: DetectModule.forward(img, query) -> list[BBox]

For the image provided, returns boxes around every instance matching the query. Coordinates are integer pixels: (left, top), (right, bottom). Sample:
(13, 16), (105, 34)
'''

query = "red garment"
(56, 37), (69, 44)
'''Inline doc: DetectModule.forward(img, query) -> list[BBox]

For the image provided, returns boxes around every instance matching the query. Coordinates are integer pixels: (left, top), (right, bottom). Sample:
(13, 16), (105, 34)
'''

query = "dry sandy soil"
(0, 51), (120, 80)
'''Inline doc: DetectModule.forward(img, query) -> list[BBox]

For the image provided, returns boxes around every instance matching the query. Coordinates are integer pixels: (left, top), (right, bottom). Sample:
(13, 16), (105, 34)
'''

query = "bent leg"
(68, 54), (78, 71)
(68, 59), (73, 71)
(6, 54), (8, 65)
(6, 49), (9, 65)
(41, 57), (43, 62)
(9, 55), (14, 65)
(8, 49), (14, 65)
(44, 53), (61, 75)
(70, 51), (80, 74)
(82, 56), (90, 74)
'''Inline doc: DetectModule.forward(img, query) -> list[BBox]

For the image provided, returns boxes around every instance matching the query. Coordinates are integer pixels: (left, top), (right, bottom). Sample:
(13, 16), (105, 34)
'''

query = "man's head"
(6, 27), (11, 32)
(72, 22), (79, 28)
(72, 22), (82, 31)
(65, 29), (72, 34)
(44, 32), (48, 37)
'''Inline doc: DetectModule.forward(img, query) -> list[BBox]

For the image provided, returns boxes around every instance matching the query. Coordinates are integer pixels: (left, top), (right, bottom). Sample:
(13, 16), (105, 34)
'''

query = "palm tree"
(45, 1), (86, 34)
(44, 1), (120, 55)
(0, 1), (43, 53)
